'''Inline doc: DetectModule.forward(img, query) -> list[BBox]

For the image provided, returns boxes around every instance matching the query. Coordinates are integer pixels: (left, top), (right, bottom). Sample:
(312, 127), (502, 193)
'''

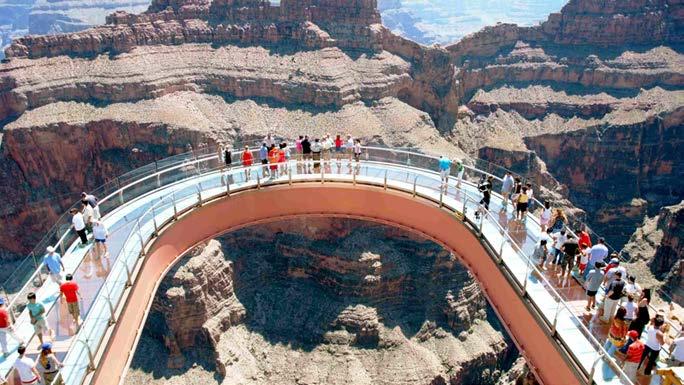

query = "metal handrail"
(7, 147), (673, 385)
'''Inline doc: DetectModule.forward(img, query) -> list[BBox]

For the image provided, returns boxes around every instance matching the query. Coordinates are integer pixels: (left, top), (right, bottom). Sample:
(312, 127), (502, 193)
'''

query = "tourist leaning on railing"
(44, 246), (64, 284)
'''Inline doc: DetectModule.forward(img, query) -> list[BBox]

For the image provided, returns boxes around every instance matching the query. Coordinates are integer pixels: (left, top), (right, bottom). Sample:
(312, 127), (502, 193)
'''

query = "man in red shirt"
(0, 298), (24, 356)
(60, 274), (82, 329)
(619, 330), (644, 382)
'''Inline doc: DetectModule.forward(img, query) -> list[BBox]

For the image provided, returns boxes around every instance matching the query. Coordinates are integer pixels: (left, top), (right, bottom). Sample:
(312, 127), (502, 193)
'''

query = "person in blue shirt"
(438, 156), (452, 190)
(43, 246), (64, 284)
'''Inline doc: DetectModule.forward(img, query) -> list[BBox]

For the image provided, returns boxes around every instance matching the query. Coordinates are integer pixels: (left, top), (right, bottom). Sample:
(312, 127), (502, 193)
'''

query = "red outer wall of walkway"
(93, 183), (581, 385)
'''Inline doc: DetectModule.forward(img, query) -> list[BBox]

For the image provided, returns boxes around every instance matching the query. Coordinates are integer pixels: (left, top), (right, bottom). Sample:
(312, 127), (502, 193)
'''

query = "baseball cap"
(627, 330), (638, 340)
(610, 258), (619, 264)
(41, 342), (52, 351)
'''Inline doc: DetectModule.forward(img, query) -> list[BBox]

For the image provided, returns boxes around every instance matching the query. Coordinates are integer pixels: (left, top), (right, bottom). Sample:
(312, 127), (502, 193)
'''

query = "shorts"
(560, 254), (574, 268)
(587, 290), (598, 297)
(67, 301), (80, 318)
(335, 147), (343, 153)
(261, 159), (268, 165)
(440, 169), (449, 180)
(33, 318), (48, 334)
(95, 238), (106, 243)
(540, 217), (550, 226)
(354, 153), (360, 162)
(516, 202), (528, 212)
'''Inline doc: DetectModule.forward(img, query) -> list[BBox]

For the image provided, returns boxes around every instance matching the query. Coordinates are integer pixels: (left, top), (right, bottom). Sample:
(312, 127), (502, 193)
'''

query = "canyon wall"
(624, 201), (684, 303)
(0, 0), (682, 254)
(128, 218), (517, 385)
(444, 0), (684, 246)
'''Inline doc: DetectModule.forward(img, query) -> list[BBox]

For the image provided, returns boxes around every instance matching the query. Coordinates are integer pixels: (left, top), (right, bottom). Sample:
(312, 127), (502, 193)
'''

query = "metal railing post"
(588, 352), (605, 381)
(156, 173), (161, 187)
(58, 234), (65, 256)
(321, 162), (325, 184)
(102, 282), (117, 325)
(172, 192), (178, 220)
(288, 166), (293, 186)
(136, 220), (145, 257)
(439, 191), (443, 207)
(522, 258), (530, 296)
(551, 299), (562, 334)
(118, 189), (124, 205)
(151, 205), (158, 236)
(197, 187), (203, 207)
(412, 176), (417, 197)
(498, 237), (506, 260)
(122, 259), (133, 287)
(353, 169), (357, 185)
(383, 170), (388, 190)
(76, 339), (96, 371)
(257, 173), (261, 189)
(226, 174), (231, 195)
(31, 252), (44, 286)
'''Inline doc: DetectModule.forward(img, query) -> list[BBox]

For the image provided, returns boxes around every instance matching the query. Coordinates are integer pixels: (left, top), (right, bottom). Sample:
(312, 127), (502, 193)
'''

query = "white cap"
(46, 246), (56, 253)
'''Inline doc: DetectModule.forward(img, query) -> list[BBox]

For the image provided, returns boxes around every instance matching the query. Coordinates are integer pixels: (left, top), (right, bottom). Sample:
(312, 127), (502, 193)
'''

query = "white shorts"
(440, 169), (449, 180)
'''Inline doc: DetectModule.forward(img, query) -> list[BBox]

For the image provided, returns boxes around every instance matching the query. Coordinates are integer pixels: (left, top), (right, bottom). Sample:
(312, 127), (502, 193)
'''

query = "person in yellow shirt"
(515, 186), (530, 221)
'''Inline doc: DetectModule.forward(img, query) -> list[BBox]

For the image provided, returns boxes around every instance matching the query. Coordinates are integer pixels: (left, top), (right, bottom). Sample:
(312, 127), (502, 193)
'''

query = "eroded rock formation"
(624, 201), (684, 302)
(131, 218), (515, 385)
(0, 0), (681, 258)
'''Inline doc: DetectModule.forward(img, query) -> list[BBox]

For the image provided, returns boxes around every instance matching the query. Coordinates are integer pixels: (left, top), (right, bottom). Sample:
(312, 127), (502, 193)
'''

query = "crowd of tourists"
(219, 134), (364, 180)
(0, 193), (107, 385)
(1, 137), (682, 385)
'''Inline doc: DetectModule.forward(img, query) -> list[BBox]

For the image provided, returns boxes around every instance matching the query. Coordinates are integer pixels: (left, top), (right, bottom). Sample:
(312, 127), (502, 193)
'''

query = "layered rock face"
(624, 201), (684, 302)
(0, 0), (682, 257)
(445, 0), (684, 246)
(0, 0), (150, 58)
(0, 0), (462, 256)
(127, 218), (516, 385)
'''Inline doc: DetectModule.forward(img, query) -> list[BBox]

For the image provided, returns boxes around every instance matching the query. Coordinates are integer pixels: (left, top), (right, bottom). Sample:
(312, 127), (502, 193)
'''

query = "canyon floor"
(124, 218), (519, 385)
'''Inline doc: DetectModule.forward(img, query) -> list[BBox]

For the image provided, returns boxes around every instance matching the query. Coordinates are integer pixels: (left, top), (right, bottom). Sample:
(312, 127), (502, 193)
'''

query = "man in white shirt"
(551, 230), (568, 265)
(501, 172), (515, 207)
(604, 259), (627, 286)
(13, 345), (40, 384)
(70, 207), (88, 246)
(263, 133), (275, 148)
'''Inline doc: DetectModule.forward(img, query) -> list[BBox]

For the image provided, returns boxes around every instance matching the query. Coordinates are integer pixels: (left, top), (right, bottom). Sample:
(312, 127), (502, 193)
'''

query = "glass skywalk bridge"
(0, 145), (676, 385)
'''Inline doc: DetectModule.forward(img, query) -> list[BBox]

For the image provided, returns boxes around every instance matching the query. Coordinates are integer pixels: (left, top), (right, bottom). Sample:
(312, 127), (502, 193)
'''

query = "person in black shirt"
(560, 235), (579, 278)
(223, 147), (231, 168)
(476, 176), (493, 219)
(301, 136), (312, 172)
(602, 271), (625, 322)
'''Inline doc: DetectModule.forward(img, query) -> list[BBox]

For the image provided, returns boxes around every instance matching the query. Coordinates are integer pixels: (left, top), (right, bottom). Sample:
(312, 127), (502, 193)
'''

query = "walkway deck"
(1, 150), (678, 385)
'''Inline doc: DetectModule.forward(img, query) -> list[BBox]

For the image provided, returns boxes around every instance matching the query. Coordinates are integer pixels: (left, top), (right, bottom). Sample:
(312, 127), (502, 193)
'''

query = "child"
(578, 244), (589, 275)
(624, 295), (637, 326)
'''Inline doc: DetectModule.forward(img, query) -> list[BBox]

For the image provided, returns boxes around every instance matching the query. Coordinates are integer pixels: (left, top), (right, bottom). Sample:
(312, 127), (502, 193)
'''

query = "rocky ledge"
(126, 218), (518, 385)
